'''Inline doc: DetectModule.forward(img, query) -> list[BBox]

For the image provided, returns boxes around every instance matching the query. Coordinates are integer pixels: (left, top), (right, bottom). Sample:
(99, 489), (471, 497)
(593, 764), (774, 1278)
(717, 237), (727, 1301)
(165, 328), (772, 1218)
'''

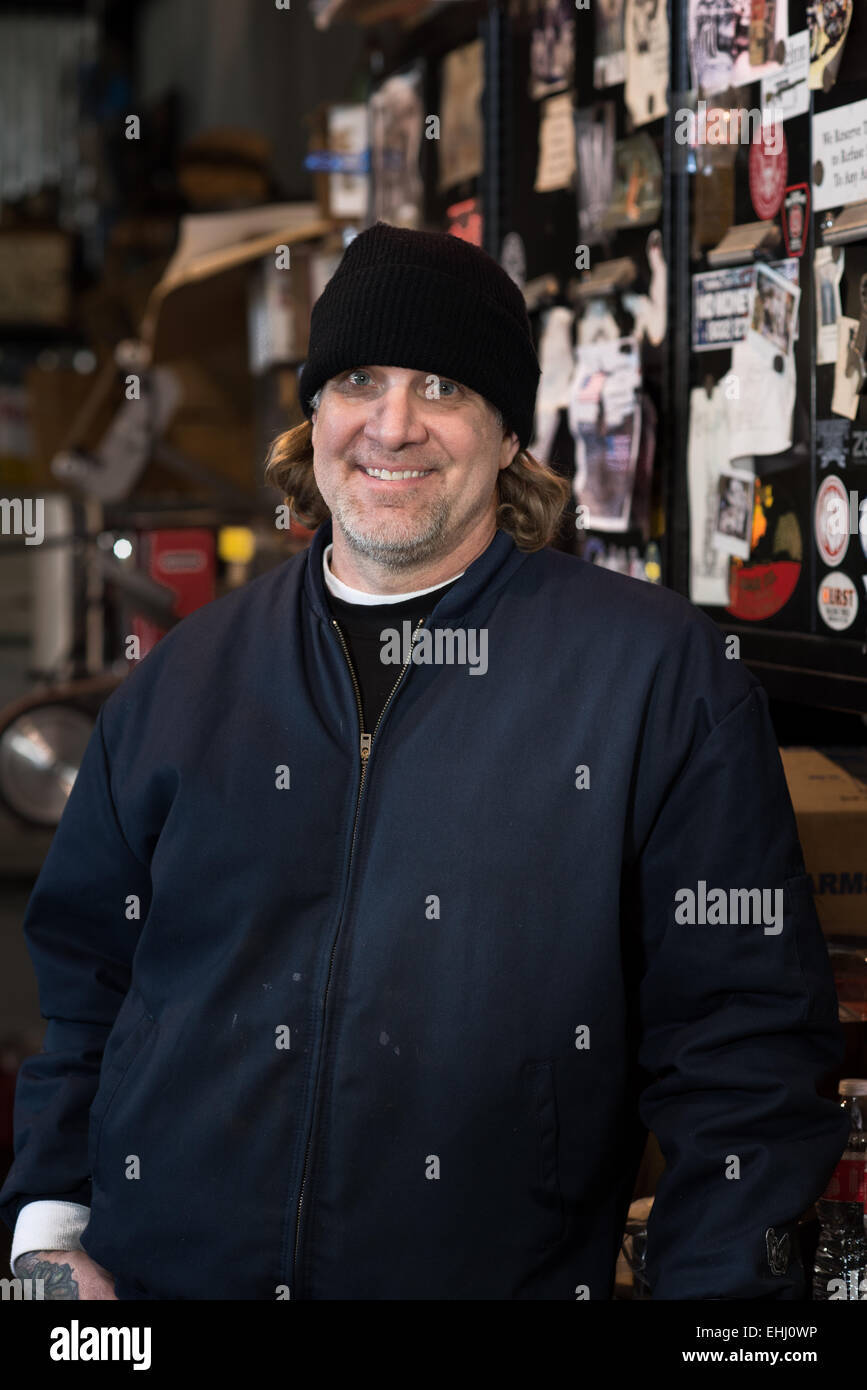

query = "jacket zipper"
(291, 612), (427, 1295)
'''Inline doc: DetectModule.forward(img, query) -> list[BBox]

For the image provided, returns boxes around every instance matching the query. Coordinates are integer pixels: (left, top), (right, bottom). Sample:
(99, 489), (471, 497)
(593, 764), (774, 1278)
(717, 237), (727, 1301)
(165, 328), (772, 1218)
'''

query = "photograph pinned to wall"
(747, 261), (801, 361)
(688, 0), (786, 98)
(369, 64), (425, 228)
(437, 40), (484, 193)
(529, 0), (576, 100)
(624, 0), (669, 128)
(815, 246), (844, 363)
(726, 475), (804, 621)
(604, 132), (663, 229)
(569, 336), (642, 532)
(808, 0), (853, 90)
(535, 91), (577, 193)
(594, 0), (626, 89)
(831, 315), (862, 420)
(574, 102), (616, 245)
(714, 461), (756, 561)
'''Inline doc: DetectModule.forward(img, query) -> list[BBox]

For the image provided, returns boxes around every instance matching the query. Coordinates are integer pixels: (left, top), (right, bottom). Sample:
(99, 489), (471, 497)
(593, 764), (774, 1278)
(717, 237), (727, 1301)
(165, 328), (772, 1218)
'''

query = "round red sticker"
(749, 124), (788, 220)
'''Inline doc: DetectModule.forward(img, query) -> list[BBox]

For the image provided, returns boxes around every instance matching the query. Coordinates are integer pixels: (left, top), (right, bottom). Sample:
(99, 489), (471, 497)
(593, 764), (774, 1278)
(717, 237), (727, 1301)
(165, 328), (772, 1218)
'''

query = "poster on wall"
(535, 91), (577, 192)
(594, 0), (626, 89)
(692, 259), (799, 352)
(574, 102), (616, 245)
(624, 0), (670, 127)
(369, 64), (425, 228)
(438, 41), (484, 193)
(688, 0), (786, 97)
(529, 0), (576, 99)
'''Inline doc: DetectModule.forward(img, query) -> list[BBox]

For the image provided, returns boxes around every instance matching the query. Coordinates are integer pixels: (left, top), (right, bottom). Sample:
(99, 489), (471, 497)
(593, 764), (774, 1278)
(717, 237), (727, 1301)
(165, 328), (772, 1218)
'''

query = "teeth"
(363, 467), (430, 479)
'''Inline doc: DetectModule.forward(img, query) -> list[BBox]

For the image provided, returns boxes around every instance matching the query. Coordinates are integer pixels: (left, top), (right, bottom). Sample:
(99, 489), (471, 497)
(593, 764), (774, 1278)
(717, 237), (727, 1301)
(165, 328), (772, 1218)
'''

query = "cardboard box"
(779, 747), (867, 937)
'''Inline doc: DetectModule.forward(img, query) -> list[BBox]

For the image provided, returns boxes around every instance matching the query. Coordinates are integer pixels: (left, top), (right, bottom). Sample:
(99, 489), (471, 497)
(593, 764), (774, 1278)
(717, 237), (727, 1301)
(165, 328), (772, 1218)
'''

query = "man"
(1, 222), (849, 1300)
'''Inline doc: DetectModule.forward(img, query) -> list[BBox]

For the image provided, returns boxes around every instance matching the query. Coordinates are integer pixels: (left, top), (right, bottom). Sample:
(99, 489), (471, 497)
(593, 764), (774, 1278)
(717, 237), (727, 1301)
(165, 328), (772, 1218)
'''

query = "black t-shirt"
(324, 576), (462, 735)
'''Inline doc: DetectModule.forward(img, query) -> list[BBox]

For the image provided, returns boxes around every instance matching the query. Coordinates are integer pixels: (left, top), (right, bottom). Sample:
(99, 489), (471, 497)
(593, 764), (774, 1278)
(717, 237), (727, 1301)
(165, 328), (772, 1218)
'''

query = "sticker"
(809, 0), (853, 92)
(816, 418), (850, 470)
(749, 123), (788, 219)
(814, 474), (851, 568)
(692, 259), (799, 352)
(726, 477), (803, 622)
(761, 29), (810, 121)
(817, 570), (859, 630)
(782, 184), (809, 256)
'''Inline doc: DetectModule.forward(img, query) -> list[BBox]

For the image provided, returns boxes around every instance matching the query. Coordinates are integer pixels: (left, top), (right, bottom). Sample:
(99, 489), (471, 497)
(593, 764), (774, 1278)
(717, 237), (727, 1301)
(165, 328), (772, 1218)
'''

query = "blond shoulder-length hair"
(263, 392), (571, 552)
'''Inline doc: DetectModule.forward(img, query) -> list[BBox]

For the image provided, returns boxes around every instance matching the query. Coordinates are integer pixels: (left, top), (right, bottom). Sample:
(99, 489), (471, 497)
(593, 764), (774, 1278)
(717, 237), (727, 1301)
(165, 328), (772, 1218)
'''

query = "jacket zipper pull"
(359, 733), (372, 763)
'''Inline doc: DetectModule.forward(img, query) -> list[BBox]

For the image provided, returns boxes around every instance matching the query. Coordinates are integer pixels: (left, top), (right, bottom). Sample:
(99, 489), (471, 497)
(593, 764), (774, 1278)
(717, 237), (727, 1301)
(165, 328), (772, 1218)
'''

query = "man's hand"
(14, 1248), (118, 1300)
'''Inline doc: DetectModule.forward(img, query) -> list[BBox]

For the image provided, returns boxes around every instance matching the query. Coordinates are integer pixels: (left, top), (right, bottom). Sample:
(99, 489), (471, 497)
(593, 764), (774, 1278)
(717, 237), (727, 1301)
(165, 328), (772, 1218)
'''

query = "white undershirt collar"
(323, 543), (465, 605)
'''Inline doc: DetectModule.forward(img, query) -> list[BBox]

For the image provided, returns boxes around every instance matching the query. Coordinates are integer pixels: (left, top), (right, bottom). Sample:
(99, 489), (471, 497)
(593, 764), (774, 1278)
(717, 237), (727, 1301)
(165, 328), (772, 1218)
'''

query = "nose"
(362, 383), (428, 451)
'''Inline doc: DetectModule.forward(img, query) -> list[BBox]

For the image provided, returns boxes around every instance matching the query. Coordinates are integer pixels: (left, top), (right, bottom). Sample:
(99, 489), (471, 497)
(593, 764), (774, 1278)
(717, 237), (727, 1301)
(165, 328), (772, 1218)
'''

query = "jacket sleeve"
(0, 698), (152, 1233)
(631, 679), (850, 1300)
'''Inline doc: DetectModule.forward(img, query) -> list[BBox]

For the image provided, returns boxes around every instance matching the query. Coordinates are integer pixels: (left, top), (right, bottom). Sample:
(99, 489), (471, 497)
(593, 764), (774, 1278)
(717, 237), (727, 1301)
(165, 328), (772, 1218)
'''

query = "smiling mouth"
(356, 465), (434, 481)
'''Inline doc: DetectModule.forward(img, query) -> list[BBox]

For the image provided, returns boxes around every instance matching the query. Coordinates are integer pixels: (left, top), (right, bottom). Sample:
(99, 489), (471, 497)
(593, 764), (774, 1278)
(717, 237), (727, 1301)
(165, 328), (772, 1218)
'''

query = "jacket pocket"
(88, 991), (157, 1176)
(523, 1059), (566, 1249)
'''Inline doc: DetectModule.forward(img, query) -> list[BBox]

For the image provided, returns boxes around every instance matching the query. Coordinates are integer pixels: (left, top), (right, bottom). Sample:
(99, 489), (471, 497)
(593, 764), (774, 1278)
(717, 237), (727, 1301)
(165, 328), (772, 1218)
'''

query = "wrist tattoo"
(15, 1252), (79, 1299)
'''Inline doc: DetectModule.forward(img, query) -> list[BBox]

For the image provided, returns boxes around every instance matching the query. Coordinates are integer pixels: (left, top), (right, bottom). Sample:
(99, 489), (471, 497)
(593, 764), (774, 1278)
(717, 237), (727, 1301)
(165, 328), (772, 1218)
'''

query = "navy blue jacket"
(0, 518), (849, 1299)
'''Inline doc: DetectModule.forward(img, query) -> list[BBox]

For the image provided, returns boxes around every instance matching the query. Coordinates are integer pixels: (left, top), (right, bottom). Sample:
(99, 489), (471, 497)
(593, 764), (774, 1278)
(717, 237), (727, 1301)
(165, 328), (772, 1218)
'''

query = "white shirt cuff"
(10, 1200), (91, 1276)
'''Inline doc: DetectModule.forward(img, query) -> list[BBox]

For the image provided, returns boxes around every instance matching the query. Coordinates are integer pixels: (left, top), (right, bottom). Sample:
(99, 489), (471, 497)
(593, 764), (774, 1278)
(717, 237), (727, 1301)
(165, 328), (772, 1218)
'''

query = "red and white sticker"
(749, 124), (788, 220)
(782, 183), (809, 257)
(817, 571), (859, 631)
(814, 474), (850, 568)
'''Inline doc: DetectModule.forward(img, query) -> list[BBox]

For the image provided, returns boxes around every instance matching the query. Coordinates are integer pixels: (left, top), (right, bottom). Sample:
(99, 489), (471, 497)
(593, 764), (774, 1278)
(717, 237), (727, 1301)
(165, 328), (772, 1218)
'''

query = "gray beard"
(328, 493), (453, 572)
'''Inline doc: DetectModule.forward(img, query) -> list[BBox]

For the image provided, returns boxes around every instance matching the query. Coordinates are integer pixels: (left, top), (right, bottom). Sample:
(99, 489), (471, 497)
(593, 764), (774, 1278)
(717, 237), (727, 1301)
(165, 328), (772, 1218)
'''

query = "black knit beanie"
(298, 221), (540, 450)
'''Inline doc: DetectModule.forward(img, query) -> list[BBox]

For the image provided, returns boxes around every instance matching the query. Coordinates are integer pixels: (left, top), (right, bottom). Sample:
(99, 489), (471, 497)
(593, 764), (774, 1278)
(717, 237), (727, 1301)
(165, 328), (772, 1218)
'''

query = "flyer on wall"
(569, 337), (643, 532)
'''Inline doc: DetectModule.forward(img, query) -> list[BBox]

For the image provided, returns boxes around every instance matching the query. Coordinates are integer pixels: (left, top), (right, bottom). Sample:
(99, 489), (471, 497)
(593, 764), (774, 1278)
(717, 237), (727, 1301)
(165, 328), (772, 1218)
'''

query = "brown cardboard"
(779, 746), (867, 937)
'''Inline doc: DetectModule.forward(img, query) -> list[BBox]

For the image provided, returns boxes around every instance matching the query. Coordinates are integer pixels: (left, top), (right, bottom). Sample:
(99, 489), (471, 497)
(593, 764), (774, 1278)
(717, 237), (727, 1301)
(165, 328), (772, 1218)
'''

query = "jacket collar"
(303, 516), (528, 624)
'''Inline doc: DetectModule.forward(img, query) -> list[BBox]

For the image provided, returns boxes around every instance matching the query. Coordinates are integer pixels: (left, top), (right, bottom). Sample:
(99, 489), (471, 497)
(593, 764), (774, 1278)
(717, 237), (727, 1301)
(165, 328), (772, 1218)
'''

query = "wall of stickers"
(366, 0), (867, 706)
(681, 0), (867, 670)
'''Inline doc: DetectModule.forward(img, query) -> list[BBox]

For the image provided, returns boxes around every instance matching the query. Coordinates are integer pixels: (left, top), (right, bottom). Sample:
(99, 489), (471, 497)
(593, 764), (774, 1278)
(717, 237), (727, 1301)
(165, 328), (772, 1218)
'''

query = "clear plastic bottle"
(812, 1079), (867, 1301)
